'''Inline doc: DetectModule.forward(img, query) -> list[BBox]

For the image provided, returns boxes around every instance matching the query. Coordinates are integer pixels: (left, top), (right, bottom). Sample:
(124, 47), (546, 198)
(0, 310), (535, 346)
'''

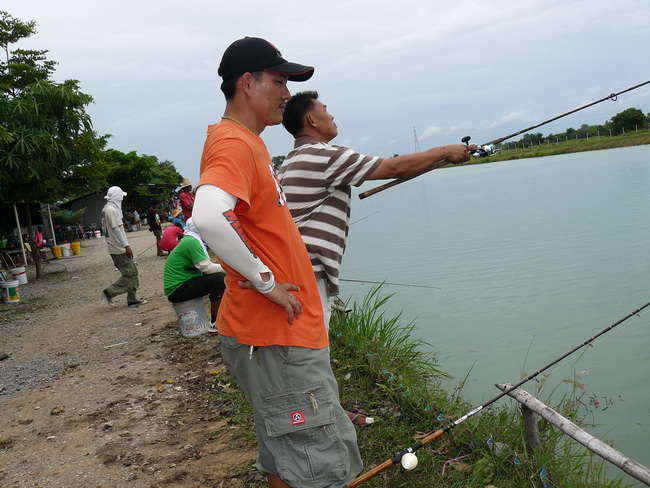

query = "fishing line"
(340, 278), (440, 290)
(350, 211), (379, 225)
(134, 242), (157, 260)
(359, 79), (650, 200)
(343, 300), (650, 487)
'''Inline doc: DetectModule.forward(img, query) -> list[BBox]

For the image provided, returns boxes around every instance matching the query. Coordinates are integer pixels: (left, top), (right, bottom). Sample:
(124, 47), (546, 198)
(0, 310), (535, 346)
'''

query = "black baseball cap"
(218, 37), (314, 82)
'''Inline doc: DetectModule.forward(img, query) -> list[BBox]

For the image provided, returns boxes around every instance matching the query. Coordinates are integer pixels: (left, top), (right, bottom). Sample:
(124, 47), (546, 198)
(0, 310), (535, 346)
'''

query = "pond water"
(341, 146), (650, 485)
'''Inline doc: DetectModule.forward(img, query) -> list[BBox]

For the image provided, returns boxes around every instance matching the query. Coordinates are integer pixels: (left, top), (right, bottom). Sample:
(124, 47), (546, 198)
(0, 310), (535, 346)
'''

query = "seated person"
(163, 218), (225, 327)
(160, 220), (184, 253)
(34, 225), (53, 248)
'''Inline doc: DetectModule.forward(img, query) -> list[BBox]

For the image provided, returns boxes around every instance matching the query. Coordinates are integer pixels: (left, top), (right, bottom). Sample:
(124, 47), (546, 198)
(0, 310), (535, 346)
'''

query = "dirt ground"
(0, 228), (258, 487)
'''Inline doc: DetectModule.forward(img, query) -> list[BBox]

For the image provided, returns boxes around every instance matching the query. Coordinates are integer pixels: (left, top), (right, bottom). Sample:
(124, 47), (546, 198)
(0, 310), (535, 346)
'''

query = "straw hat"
(172, 209), (182, 218)
(180, 178), (192, 189)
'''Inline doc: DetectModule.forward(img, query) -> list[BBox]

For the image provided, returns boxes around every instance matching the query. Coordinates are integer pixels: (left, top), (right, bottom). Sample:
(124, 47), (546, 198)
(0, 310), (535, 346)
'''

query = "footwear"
(128, 298), (148, 307)
(207, 321), (218, 333)
(102, 289), (114, 306)
(346, 410), (374, 427)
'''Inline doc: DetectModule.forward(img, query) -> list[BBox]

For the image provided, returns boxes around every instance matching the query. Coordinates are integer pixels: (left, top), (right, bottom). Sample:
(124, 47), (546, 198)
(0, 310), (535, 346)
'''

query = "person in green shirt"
(163, 218), (225, 326)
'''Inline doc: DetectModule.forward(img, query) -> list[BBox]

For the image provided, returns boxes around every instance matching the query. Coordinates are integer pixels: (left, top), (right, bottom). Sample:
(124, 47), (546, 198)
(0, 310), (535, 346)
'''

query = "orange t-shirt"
(198, 122), (327, 349)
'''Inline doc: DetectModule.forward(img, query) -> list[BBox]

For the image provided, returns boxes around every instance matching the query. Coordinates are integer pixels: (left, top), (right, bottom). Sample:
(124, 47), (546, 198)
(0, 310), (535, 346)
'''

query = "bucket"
(94, 230), (101, 238)
(52, 245), (62, 259)
(11, 266), (28, 285)
(172, 297), (211, 338)
(0, 280), (20, 302)
(61, 243), (72, 257)
(71, 242), (81, 255)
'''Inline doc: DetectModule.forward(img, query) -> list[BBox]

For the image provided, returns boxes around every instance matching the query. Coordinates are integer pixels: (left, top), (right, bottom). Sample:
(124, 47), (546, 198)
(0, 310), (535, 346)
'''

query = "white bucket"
(61, 243), (72, 257)
(94, 230), (101, 238)
(172, 297), (211, 338)
(0, 280), (20, 302)
(11, 266), (28, 285)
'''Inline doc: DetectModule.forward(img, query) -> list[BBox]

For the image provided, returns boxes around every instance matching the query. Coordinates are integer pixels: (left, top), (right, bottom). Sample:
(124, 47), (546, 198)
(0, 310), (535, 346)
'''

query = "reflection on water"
(342, 146), (650, 483)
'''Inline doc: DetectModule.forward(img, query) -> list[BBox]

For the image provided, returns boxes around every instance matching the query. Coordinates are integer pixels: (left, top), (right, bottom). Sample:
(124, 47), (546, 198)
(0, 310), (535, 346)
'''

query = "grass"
(192, 285), (635, 487)
(463, 131), (650, 165)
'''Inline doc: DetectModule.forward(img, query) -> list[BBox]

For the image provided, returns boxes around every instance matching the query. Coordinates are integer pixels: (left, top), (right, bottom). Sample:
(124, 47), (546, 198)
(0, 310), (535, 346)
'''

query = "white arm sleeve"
(193, 184), (275, 293)
(195, 259), (224, 274)
(112, 225), (129, 247)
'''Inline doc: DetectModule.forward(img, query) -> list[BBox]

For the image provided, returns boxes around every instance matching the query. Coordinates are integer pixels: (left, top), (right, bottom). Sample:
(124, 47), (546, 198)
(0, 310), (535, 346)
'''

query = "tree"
(609, 107), (647, 135)
(272, 155), (285, 172)
(1, 11), (107, 278)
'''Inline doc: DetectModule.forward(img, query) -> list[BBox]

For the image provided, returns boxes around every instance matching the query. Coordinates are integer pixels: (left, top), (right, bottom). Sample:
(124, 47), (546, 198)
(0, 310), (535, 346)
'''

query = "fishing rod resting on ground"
(358, 79), (650, 200)
(343, 300), (650, 487)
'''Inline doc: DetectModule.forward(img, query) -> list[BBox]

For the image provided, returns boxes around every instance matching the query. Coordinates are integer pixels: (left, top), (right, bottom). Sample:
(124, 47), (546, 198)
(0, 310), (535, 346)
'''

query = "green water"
(342, 146), (650, 484)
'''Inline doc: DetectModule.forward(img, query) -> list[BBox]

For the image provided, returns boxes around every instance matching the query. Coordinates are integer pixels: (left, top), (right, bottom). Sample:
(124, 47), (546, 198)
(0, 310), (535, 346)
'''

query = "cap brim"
(264, 62), (314, 82)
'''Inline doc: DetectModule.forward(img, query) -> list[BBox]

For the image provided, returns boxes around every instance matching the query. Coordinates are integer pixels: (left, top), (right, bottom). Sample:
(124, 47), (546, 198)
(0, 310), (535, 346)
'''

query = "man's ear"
(240, 72), (255, 96)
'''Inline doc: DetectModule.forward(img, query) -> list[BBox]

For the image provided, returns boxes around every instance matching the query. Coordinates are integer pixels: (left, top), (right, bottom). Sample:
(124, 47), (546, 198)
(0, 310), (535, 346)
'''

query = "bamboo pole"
(496, 383), (650, 486)
(47, 204), (57, 246)
(12, 203), (28, 266)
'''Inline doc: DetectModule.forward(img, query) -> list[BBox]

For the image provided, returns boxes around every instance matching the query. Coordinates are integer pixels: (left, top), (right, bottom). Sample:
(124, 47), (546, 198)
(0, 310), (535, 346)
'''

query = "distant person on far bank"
(101, 186), (147, 307)
(179, 178), (195, 220)
(147, 201), (165, 257)
(279, 90), (476, 327)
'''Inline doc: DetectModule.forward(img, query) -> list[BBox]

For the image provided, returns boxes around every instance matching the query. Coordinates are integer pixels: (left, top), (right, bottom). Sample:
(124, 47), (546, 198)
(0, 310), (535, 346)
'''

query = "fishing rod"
(340, 278), (440, 290)
(343, 300), (650, 487)
(359, 79), (650, 200)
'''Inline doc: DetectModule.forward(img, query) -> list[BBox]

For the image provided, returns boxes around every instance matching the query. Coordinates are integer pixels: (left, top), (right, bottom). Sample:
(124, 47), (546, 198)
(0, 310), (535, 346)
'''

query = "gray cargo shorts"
(219, 334), (363, 488)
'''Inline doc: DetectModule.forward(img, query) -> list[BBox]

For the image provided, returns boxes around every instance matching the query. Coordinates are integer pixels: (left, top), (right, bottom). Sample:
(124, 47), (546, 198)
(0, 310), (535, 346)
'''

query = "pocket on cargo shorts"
(260, 382), (349, 485)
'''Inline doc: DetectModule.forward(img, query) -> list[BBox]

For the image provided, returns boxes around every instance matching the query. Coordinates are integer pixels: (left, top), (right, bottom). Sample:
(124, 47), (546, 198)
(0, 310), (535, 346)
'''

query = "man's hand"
(238, 280), (303, 324)
(125, 245), (134, 259)
(445, 144), (478, 164)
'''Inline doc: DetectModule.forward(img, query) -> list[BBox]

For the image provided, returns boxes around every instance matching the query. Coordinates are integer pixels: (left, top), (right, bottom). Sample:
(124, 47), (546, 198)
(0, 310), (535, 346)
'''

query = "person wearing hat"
(192, 37), (362, 488)
(179, 178), (195, 220)
(101, 186), (147, 307)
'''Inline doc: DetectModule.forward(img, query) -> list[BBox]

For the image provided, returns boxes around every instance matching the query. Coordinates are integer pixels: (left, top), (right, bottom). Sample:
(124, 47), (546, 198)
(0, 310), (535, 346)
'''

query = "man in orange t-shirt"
(193, 37), (362, 488)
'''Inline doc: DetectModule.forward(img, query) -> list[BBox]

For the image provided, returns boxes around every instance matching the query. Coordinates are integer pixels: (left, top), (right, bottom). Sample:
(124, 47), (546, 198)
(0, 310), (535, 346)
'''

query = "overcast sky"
(4, 0), (650, 185)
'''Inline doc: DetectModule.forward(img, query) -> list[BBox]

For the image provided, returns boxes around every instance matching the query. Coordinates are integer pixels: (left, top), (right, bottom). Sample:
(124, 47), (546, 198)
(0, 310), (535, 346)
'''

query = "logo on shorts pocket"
(290, 411), (305, 426)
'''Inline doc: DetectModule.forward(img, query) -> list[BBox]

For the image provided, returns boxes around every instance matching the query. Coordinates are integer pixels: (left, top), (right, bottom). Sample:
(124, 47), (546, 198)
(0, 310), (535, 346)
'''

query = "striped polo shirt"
(278, 137), (383, 295)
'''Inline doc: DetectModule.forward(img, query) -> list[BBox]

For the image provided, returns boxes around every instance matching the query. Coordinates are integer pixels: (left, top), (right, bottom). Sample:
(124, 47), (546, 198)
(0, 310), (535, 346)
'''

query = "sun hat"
(218, 37), (314, 82)
(180, 178), (192, 189)
(172, 209), (182, 218)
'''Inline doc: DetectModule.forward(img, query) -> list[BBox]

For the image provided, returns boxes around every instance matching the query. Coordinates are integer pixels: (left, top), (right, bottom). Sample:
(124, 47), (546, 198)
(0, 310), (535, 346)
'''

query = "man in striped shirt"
(279, 91), (476, 328)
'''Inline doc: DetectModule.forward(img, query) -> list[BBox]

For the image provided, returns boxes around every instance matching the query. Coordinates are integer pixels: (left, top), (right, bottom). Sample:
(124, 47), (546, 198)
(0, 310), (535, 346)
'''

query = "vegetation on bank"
(196, 286), (633, 487)
(466, 130), (650, 165)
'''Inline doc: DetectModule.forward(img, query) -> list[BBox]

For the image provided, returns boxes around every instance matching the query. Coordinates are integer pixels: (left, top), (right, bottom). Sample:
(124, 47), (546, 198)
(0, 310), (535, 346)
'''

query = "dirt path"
(0, 229), (256, 487)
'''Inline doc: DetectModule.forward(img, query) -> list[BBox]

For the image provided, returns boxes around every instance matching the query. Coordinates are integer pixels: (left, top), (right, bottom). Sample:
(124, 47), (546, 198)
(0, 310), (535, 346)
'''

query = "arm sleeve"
(112, 225), (129, 247)
(195, 259), (224, 274)
(193, 184), (275, 293)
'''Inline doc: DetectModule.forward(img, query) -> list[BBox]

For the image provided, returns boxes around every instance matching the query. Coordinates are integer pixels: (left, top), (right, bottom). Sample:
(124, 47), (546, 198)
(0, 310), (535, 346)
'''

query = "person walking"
(192, 37), (362, 488)
(101, 186), (147, 307)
